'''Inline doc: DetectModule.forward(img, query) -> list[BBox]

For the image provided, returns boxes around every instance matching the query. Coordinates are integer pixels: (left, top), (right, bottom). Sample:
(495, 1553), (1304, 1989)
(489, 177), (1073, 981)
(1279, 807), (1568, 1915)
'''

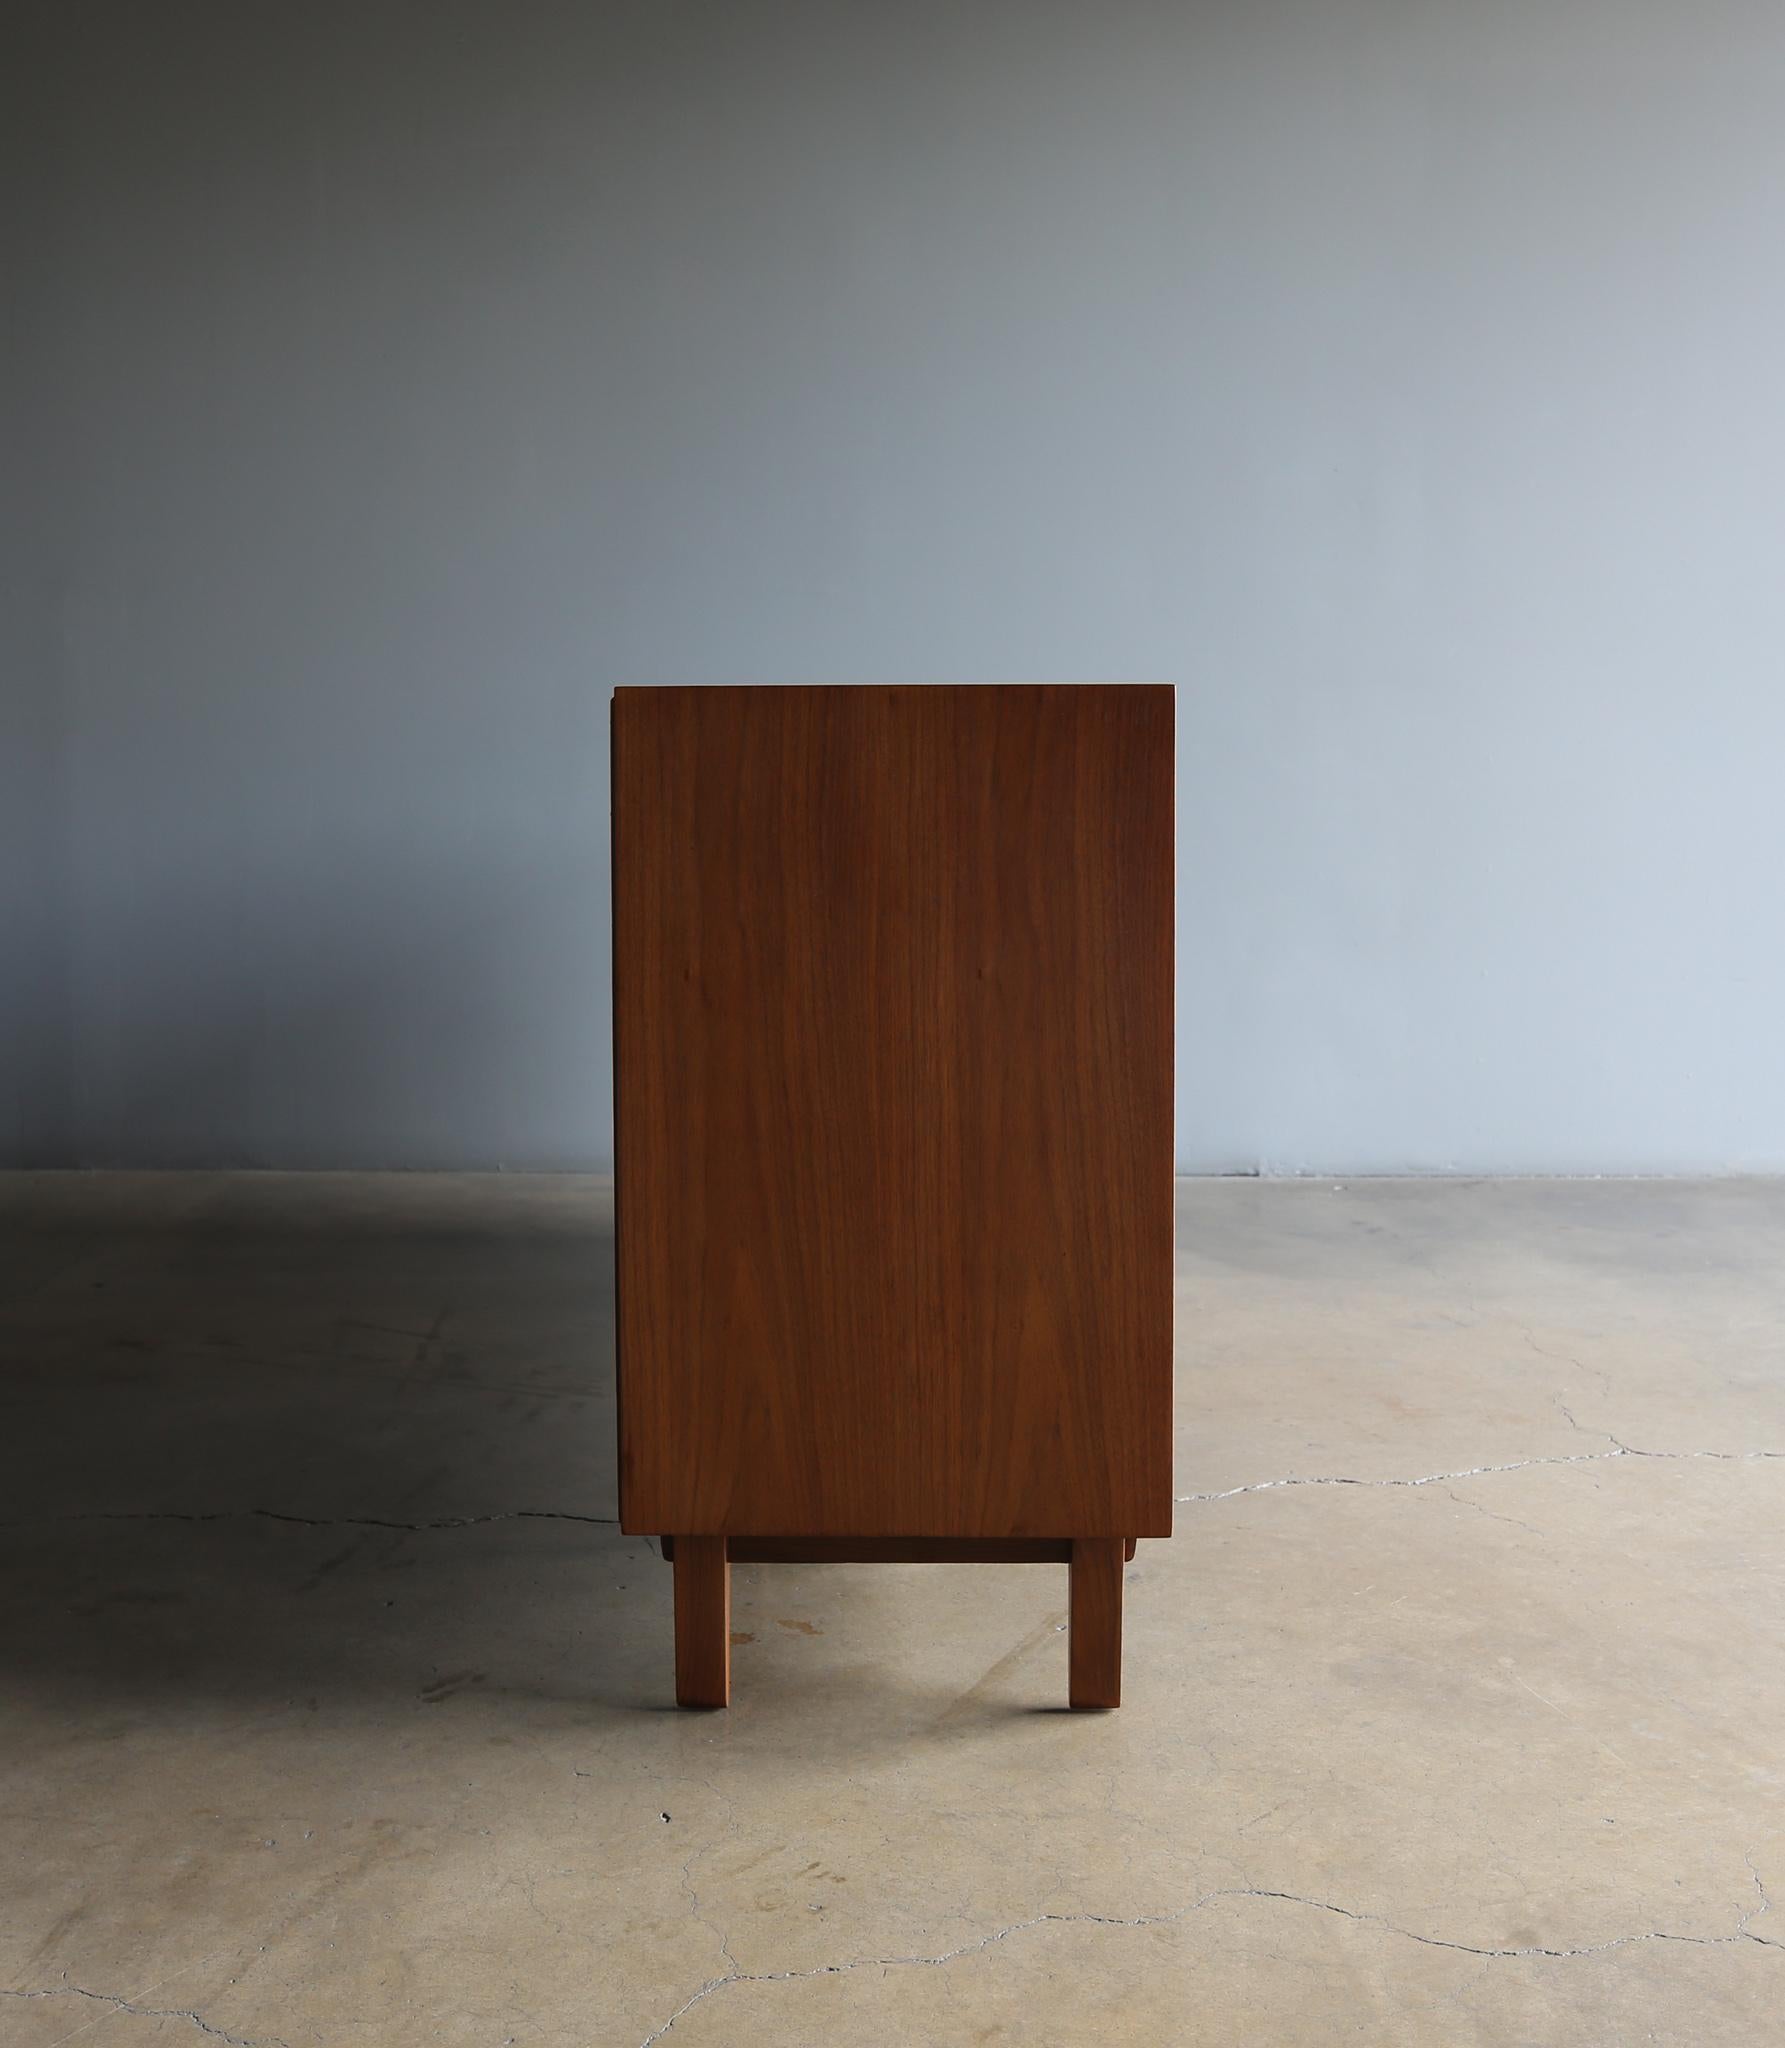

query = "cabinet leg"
(673, 1535), (730, 1708)
(1069, 1538), (1124, 1709)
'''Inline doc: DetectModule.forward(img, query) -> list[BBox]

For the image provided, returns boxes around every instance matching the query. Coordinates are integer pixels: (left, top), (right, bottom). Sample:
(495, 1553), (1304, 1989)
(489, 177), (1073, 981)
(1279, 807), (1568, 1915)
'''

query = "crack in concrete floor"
(635, 1860), (1782, 2046)
(4, 1435), (1778, 1537)
(7, 1836), (1776, 2048)
(0, 1979), (290, 2047)
(1174, 1439), (1783, 1505)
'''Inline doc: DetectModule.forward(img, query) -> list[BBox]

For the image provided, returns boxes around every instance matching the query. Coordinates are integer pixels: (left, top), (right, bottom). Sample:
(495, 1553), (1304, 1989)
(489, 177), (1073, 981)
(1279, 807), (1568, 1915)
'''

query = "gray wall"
(8, 0), (1785, 1174)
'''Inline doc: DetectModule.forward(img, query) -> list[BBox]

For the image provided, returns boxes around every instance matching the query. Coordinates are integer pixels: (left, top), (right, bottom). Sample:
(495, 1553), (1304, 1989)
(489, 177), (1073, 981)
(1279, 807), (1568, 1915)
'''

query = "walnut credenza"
(612, 684), (1173, 1708)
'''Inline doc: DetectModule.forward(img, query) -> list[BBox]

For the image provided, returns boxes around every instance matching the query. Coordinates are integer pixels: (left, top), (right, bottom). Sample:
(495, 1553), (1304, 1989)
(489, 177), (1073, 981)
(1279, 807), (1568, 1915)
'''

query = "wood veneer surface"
(614, 685), (1172, 1538)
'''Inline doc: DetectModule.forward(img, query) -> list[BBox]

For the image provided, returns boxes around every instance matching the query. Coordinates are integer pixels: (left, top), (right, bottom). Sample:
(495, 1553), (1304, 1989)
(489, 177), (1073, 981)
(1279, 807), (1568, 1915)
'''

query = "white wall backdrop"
(8, 0), (1785, 1172)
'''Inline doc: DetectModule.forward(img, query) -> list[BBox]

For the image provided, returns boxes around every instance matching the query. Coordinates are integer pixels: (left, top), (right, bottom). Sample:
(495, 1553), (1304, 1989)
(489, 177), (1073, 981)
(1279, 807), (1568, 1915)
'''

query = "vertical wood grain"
(1069, 1537), (1124, 1710)
(614, 685), (1173, 1541)
(673, 1535), (729, 1708)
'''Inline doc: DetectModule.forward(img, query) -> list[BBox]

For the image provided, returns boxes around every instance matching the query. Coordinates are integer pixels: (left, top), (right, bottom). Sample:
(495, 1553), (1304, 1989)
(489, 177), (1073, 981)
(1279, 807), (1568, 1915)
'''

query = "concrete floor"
(2, 1174), (1782, 2046)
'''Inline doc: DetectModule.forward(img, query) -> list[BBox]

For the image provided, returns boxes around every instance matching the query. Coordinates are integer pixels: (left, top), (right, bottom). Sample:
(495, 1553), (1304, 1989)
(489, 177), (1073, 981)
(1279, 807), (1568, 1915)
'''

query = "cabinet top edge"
(611, 682), (1175, 699)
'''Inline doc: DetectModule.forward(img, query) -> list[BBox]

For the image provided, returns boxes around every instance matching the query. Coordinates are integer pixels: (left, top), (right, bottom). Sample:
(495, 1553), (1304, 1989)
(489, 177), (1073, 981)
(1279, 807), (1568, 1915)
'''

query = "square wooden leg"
(1069, 1538), (1124, 1709)
(673, 1535), (730, 1708)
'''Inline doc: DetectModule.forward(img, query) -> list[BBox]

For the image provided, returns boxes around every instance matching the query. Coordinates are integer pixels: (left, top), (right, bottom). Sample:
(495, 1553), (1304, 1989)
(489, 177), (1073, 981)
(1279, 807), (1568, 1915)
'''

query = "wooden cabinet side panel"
(615, 685), (1173, 1540)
